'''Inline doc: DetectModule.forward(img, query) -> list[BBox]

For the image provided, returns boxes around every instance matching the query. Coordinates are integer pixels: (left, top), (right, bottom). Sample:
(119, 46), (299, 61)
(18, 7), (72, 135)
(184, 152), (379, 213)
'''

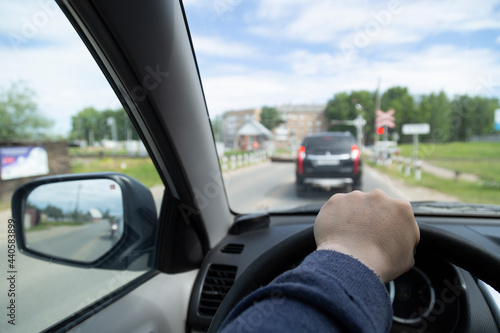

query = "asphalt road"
(26, 220), (115, 262)
(225, 161), (411, 213)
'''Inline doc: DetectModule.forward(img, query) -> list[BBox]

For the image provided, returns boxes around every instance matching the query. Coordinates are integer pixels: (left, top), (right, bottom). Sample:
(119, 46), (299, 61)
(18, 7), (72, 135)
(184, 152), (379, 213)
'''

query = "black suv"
(296, 132), (362, 193)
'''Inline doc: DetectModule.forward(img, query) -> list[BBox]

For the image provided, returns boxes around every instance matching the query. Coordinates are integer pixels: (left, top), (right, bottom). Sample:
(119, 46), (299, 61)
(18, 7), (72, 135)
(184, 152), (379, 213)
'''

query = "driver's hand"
(314, 189), (420, 283)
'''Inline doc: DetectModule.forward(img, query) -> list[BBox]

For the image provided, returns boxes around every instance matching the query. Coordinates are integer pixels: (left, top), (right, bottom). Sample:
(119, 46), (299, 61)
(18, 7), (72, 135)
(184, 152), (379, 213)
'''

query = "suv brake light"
(351, 145), (360, 174)
(297, 146), (306, 175)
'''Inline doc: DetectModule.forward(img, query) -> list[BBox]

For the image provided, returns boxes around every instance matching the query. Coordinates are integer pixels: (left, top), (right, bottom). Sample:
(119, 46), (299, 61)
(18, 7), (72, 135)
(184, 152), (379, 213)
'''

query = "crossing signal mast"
(374, 108), (396, 161)
(375, 109), (396, 140)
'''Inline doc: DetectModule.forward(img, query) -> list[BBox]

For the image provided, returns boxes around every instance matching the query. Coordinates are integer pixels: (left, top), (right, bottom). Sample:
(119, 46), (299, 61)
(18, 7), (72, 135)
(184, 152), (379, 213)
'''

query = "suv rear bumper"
(303, 177), (353, 188)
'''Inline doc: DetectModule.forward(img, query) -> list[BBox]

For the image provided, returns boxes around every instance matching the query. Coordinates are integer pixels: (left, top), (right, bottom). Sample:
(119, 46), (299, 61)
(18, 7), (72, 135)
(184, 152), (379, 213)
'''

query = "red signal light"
(376, 127), (385, 135)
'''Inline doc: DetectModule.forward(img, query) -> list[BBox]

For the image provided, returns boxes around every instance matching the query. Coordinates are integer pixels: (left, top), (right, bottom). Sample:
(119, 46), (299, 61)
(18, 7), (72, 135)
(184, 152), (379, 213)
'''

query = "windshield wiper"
(411, 201), (500, 216)
(275, 201), (500, 216)
(271, 203), (324, 214)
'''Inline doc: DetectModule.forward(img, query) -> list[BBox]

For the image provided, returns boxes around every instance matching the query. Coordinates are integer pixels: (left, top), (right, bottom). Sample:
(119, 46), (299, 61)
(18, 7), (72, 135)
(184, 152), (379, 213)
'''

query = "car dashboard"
(187, 214), (500, 332)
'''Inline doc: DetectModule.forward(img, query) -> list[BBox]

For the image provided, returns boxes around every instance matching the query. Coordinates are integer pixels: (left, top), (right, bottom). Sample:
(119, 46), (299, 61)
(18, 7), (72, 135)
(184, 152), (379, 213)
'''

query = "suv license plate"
(315, 160), (340, 166)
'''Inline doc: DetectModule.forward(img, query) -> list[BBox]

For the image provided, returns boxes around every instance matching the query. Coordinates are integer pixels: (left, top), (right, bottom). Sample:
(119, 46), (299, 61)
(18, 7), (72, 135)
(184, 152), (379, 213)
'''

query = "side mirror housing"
(11, 172), (158, 270)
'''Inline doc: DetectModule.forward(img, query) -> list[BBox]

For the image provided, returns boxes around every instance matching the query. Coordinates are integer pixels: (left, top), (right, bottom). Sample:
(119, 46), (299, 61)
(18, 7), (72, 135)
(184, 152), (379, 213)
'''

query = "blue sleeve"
(218, 250), (393, 332)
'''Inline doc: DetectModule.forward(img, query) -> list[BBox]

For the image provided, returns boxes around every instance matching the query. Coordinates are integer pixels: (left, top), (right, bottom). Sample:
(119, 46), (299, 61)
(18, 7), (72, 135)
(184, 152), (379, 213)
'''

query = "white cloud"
(254, 0), (310, 21)
(284, 50), (357, 76)
(251, 0), (500, 46)
(201, 44), (500, 117)
(0, 0), (77, 49)
(191, 35), (259, 58)
(202, 73), (289, 112)
(0, 41), (119, 136)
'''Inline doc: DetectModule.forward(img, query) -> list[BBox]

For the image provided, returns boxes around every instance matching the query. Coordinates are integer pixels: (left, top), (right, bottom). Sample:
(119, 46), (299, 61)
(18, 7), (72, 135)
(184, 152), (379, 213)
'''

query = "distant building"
(274, 104), (327, 150)
(221, 104), (327, 151)
(88, 208), (103, 222)
(222, 108), (261, 148)
(237, 119), (273, 151)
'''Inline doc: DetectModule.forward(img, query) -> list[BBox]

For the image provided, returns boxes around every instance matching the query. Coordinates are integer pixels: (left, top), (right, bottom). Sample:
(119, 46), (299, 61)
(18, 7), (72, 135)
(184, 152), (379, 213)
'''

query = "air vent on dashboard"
(220, 243), (244, 254)
(198, 264), (237, 316)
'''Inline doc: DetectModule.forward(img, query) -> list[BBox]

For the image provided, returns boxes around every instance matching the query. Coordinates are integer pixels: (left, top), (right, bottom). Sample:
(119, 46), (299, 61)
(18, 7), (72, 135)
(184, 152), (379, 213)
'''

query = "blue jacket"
(219, 250), (393, 332)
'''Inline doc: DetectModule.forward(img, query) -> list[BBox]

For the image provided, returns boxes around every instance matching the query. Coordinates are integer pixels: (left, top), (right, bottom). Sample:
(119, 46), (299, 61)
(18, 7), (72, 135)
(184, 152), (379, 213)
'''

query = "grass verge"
(71, 157), (162, 188)
(429, 160), (500, 183)
(370, 161), (500, 205)
(398, 142), (500, 160)
(27, 221), (85, 232)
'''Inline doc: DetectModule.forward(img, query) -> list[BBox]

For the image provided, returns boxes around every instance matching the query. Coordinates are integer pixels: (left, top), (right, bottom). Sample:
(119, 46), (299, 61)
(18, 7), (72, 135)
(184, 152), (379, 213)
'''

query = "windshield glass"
(183, 0), (500, 214)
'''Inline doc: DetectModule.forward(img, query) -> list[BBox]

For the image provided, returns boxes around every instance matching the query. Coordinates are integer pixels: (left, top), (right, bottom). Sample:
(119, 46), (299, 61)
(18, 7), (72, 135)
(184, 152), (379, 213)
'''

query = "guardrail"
(220, 151), (268, 172)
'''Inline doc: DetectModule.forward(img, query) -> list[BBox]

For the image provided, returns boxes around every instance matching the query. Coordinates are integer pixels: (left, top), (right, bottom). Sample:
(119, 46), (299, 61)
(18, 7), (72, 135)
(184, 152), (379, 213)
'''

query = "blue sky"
(1, 0), (500, 135)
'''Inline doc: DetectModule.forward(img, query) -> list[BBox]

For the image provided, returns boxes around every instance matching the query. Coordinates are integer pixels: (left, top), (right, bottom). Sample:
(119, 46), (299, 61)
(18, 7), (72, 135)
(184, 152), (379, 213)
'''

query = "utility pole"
(374, 78), (381, 144)
(355, 104), (364, 150)
(107, 117), (118, 155)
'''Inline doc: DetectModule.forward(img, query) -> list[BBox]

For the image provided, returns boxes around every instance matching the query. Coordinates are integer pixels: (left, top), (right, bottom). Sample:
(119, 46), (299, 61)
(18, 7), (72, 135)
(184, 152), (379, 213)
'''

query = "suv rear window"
(304, 135), (354, 155)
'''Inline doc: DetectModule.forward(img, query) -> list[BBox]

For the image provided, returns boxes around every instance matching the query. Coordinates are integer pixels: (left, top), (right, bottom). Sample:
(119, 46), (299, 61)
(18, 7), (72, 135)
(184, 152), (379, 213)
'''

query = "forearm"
(219, 250), (393, 332)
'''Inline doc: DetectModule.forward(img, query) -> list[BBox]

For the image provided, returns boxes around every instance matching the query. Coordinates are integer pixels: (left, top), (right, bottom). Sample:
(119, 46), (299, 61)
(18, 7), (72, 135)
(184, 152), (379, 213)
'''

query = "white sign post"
(402, 123), (430, 179)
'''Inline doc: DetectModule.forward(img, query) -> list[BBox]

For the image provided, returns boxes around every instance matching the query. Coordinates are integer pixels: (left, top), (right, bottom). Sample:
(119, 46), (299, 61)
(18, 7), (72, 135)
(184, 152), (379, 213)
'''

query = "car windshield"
(182, 0), (500, 214)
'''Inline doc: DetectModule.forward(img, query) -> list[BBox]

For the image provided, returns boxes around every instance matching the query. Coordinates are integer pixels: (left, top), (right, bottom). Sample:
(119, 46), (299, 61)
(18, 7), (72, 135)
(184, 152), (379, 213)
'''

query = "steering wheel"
(208, 223), (500, 332)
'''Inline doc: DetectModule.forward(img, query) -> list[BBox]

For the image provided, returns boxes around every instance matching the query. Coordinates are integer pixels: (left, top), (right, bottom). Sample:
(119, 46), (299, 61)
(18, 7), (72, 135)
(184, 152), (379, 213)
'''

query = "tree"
(418, 91), (452, 143)
(324, 86), (499, 144)
(381, 86), (416, 143)
(349, 90), (376, 145)
(210, 114), (224, 142)
(44, 204), (64, 221)
(325, 90), (376, 144)
(450, 95), (498, 141)
(325, 92), (352, 133)
(70, 107), (101, 143)
(260, 106), (283, 130)
(0, 82), (54, 140)
(70, 107), (139, 144)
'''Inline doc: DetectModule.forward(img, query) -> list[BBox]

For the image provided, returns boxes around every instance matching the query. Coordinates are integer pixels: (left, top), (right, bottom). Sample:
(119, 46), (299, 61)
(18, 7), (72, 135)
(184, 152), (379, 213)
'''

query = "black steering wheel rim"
(208, 223), (500, 332)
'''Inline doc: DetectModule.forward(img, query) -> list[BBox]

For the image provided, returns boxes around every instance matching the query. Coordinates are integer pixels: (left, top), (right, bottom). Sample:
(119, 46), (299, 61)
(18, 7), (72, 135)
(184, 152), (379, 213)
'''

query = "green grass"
(223, 149), (248, 157)
(430, 160), (500, 183)
(71, 157), (162, 188)
(397, 141), (500, 183)
(398, 142), (500, 160)
(69, 147), (129, 156)
(27, 221), (85, 232)
(370, 161), (500, 205)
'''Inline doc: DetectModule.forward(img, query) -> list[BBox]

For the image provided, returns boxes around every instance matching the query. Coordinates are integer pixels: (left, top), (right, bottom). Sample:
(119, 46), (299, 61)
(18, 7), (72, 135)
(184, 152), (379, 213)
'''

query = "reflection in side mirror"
(24, 179), (124, 262)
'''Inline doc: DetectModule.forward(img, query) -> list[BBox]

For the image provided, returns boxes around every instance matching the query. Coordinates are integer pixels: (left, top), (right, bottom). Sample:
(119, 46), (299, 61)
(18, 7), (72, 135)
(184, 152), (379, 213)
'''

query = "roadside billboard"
(0, 146), (49, 180)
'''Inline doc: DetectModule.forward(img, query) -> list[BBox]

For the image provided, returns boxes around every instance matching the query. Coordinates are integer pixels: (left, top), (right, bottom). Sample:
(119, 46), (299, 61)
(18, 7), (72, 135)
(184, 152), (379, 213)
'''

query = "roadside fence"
(220, 151), (268, 172)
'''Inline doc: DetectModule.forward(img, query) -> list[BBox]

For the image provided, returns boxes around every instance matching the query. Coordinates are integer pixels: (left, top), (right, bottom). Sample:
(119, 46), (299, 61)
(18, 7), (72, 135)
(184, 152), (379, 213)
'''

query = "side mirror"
(11, 172), (158, 270)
